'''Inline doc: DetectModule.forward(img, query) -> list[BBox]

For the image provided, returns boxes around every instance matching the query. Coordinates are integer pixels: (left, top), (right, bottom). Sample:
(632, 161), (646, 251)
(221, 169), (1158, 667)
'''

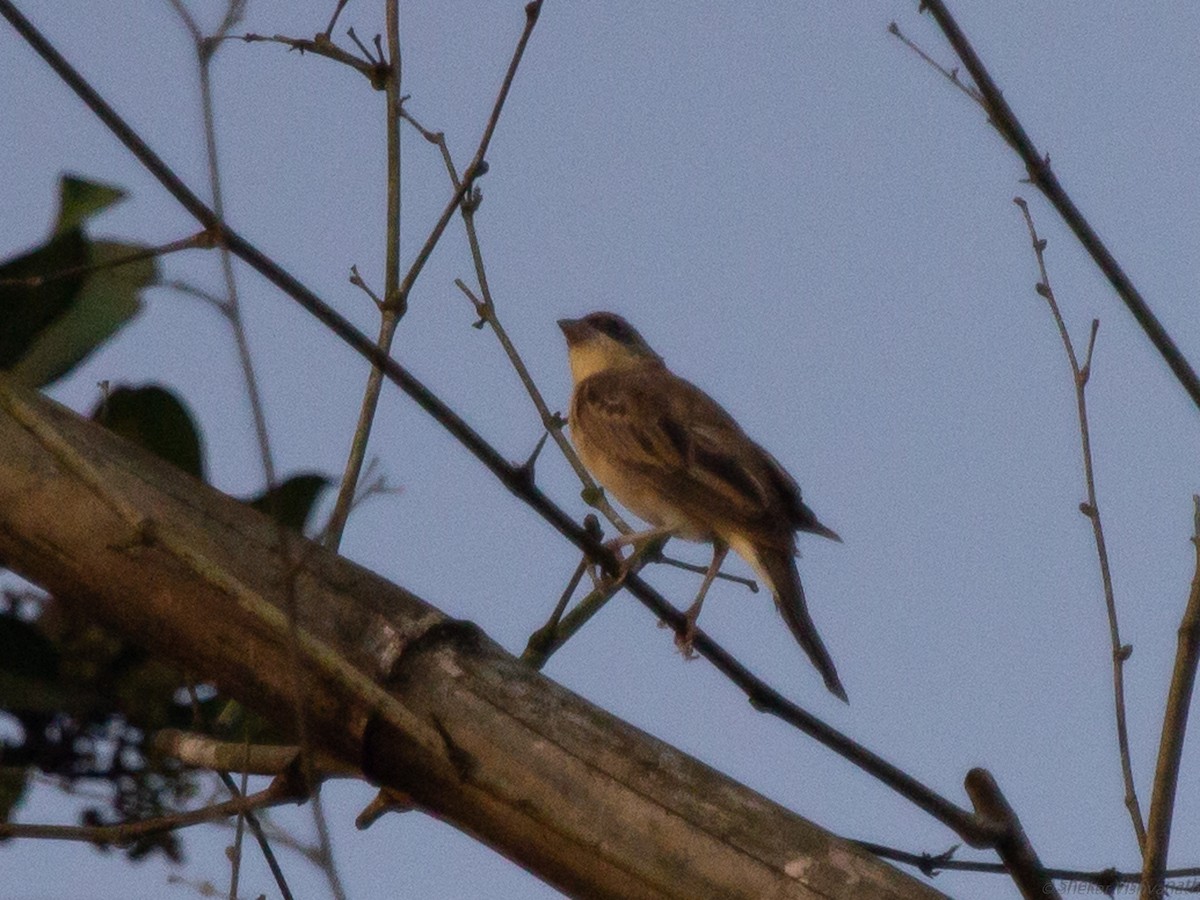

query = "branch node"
(920, 843), (959, 876)
(516, 432), (549, 486)
(355, 788), (415, 830)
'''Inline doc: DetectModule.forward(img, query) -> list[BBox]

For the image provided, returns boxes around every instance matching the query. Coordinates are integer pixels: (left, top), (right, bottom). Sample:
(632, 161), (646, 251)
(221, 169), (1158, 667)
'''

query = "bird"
(557, 311), (847, 702)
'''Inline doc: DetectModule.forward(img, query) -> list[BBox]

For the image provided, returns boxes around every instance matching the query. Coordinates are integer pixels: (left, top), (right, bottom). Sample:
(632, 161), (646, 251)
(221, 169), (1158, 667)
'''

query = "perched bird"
(558, 312), (847, 702)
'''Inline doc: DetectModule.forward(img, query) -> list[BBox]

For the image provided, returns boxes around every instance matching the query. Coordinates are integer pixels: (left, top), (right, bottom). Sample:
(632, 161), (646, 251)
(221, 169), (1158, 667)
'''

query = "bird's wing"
(575, 366), (796, 540)
(663, 373), (841, 542)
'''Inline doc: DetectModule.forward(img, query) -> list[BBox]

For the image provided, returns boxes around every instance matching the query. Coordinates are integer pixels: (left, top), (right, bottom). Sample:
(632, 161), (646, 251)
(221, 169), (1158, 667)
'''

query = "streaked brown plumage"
(558, 311), (847, 702)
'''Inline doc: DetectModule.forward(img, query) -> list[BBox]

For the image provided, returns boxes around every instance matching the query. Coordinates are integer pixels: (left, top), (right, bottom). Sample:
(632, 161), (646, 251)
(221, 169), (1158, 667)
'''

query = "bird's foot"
(672, 606), (702, 660)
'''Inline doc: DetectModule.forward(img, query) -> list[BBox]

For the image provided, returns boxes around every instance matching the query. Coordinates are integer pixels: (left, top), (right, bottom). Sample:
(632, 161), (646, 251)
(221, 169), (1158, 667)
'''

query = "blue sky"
(3, 3), (1200, 898)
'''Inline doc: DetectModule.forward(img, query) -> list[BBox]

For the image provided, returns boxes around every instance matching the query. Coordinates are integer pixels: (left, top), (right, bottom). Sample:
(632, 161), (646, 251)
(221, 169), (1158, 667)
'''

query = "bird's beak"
(557, 318), (588, 345)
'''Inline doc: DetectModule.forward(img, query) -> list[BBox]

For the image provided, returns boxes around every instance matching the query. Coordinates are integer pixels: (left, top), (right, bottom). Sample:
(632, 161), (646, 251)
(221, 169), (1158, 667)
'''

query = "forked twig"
(1014, 197), (1145, 850)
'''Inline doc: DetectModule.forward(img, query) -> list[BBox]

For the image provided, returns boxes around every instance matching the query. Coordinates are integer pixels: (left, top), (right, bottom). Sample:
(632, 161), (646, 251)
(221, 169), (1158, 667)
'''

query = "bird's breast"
(569, 390), (711, 542)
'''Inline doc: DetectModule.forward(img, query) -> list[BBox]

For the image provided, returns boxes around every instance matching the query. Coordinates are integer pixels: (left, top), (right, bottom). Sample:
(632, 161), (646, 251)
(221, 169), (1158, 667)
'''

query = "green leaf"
(0, 176), (150, 387)
(247, 473), (331, 534)
(0, 229), (89, 368)
(55, 175), (126, 234)
(91, 384), (206, 481)
(10, 240), (152, 388)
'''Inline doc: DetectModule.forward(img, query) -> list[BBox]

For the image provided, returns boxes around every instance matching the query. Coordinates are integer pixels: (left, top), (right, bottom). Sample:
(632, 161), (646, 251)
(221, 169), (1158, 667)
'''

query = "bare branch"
(914, 0), (1200, 413)
(1143, 497), (1200, 895)
(1014, 196), (1145, 849)
(0, 776), (303, 847)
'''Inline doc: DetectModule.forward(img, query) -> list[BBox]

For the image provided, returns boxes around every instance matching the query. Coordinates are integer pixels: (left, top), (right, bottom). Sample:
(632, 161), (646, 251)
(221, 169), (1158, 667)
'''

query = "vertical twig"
(1142, 497), (1200, 896)
(323, 2), (542, 551)
(1014, 197), (1145, 849)
(169, 5), (325, 895)
(323, 0), (404, 552)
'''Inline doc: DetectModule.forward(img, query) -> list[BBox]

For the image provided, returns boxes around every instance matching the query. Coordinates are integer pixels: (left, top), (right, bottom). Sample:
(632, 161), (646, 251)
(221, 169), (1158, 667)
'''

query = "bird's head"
(557, 312), (663, 382)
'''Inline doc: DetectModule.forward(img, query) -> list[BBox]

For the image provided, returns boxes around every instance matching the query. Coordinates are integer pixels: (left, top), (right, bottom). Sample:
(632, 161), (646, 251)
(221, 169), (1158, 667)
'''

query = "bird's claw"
(672, 611), (700, 660)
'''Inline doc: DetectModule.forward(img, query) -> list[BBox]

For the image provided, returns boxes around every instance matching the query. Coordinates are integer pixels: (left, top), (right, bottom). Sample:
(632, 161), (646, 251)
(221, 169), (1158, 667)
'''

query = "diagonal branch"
(914, 0), (1200, 414)
(0, 378), (942, 899)
(1142, 498), (1200, 896)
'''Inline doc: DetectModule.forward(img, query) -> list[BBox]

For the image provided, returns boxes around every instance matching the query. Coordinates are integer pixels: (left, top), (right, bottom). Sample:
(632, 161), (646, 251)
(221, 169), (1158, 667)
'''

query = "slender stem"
(1014, 198), (1145, 849)
(451, 277), (629, 534)
(0, 779), (299, 844)
(857, 839), (1200, 890)
(403, 105), (630, 533)
(322, 0), (403, 553)
(232, 31), (387, 86)
(311, 792), (348, 900)
(0, 229), (211, 288)
(193, 34), (276, 495)
(1142, 498), (1200, 897)
(219, 771), (296, 900)
(227, 749), (249, 900)
(168, 10), (321, 896)
(323, 0), (352, 38)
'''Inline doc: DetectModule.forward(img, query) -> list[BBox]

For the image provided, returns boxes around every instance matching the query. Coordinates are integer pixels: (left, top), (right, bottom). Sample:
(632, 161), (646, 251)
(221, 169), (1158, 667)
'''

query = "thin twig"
(386, 2), (543, 315)
(859, 839), (1200, 891)
(914, 0), (1200, 414)
(348, 263), (384, 309)
(165, 0), (201, 43)
(887, 21), (983, 106)
(169, 10), (329, 896)
(227, 742), (249, 900)
(524, 557), (589, 656)
(311, 792), (348, 900)
(1014, 197), (1145, 849)
(323, 0), (352, 39)
(324, 0), (539, 551)
(1142, 497), (1200, 896)
(0, 777), (301, 845)
(153, 729), (355, 777)
(211, 0), (244, 44)
(219, 771), (295, 900)
(321, 0), (404, 552)
(0, 229), (213, 287)
(233, 31), (387, 87)
(164, 278), (234, 317)
(450, 276), (631, 534)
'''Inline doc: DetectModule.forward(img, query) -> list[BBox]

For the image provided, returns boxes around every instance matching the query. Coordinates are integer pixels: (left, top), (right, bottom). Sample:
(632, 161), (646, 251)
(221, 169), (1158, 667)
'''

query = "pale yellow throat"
(567, 340), (625, 383)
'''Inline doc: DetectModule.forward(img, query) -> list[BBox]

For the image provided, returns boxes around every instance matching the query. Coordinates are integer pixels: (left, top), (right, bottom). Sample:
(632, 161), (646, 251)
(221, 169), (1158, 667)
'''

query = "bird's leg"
(602, 526), (673, 582)
(676, 541), (728, 657)
(605, 525), (673, 554)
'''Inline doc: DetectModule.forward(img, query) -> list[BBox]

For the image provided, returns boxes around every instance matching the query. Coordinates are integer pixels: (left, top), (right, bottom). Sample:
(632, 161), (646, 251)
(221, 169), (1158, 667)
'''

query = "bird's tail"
(752, 541), (848, 703)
